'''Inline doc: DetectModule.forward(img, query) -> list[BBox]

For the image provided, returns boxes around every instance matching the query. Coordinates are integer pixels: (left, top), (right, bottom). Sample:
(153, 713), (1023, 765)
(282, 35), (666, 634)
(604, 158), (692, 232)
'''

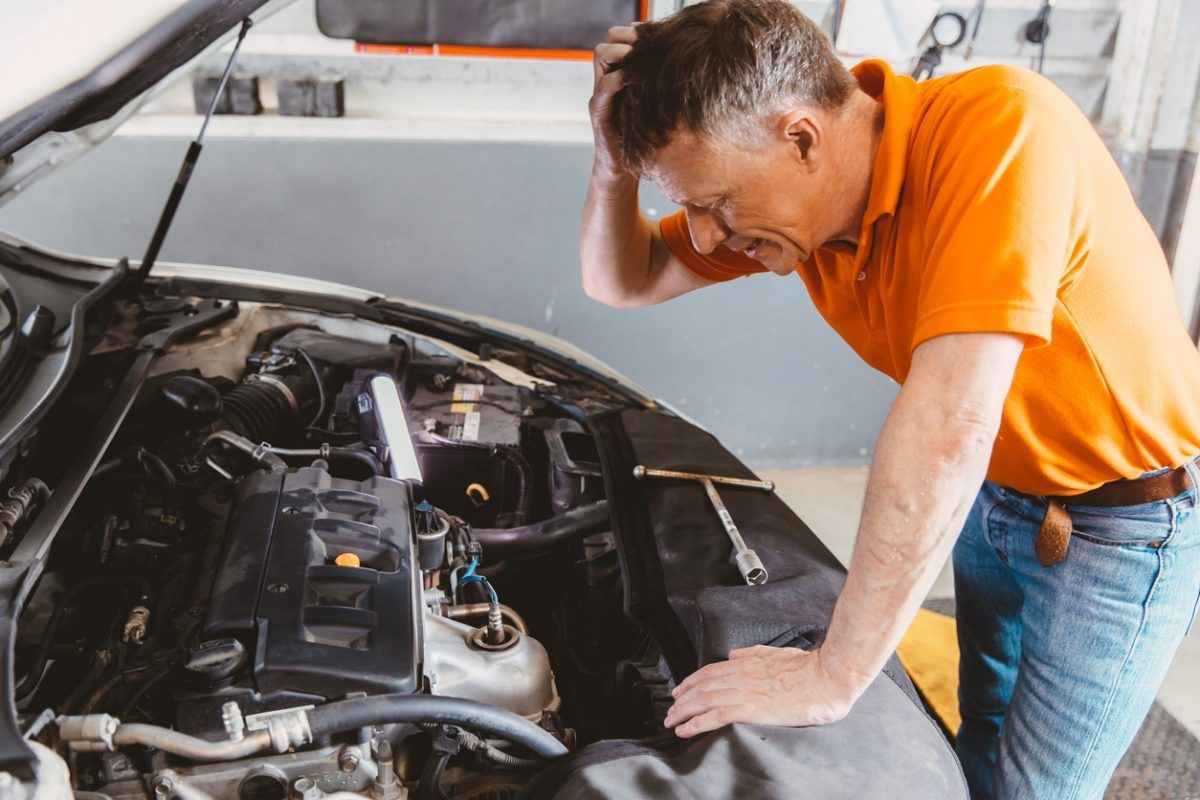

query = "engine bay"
(7, 299), (665, 799)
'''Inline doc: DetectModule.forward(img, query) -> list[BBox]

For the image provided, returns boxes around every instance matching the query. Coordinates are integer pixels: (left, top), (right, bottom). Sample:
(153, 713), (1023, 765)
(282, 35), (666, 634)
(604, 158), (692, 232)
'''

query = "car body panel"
(0, 0), (290, 205)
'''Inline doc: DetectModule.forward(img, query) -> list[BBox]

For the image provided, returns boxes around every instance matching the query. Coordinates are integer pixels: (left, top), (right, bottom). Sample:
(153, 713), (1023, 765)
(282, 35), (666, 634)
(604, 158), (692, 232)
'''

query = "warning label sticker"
(245, 705), (315, 731)
(462, 411), (482, 441)
(453, 384), (485, 402)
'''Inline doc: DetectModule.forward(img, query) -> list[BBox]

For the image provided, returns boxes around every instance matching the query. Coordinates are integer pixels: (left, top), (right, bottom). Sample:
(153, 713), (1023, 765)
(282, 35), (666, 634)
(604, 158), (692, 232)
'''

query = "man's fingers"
(729, 645), (781, 660)
(674, 705), (752, 738)
(593, 42), (633, 81)
(606, 24), (639, 44)
(593, 70), (624, 100)
(665, 688), (753, 728)
(594, 24), (636, 82)
(588, 71), (625, 124)
(672, 659), (753, 696)
(673, 673), (760, 703)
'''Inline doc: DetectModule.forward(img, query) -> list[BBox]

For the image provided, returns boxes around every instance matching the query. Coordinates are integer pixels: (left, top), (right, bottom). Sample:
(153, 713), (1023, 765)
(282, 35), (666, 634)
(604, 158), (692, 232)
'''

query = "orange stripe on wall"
(354, 3), (652, 62)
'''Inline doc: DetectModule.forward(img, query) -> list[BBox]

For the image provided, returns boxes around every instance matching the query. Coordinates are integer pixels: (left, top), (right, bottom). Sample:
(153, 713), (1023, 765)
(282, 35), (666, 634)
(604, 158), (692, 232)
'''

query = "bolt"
(268, 583), (289, 594)
(292, 777), (320, 800)
(339, 751), (360, 772)
(152, 774), (174, 797)
(487, 604), (505, 645)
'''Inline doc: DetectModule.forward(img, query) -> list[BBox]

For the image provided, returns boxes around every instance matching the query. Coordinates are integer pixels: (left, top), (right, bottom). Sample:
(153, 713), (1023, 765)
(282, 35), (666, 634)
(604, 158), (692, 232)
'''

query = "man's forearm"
(818, 385), (998, 696)
(664, 333), (1021, 737)
(579, 169), (656, 306)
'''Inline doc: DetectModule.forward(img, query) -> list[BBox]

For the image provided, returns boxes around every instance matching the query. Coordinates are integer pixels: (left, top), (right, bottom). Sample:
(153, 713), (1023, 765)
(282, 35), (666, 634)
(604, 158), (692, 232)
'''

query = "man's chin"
(749, 246), (799, 275)
(757, 256), (797, 276)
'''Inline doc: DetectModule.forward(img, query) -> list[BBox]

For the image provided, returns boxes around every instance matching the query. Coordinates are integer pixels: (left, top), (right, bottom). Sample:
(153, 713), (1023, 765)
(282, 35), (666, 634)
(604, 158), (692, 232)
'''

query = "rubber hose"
(268, 446), (384, 476)
(137, 449), (176, 518)
(469, 501), (610, 558)
(418, 751), (451, 800)
(306, 695), (568, 759)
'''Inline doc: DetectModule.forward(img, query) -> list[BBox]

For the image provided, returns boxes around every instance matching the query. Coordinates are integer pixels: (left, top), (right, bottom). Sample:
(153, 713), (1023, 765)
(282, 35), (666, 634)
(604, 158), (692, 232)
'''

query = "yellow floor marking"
(897, 608), (961, 738)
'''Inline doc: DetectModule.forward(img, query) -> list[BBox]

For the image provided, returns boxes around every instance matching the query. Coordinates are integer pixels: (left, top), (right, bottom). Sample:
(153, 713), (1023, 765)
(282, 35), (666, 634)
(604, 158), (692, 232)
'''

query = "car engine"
(10, 305), (663, 799)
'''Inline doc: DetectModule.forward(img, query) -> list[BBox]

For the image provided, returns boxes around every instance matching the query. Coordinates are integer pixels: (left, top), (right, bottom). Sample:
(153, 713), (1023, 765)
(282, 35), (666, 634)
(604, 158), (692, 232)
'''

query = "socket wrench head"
(736, 549), (768, 586)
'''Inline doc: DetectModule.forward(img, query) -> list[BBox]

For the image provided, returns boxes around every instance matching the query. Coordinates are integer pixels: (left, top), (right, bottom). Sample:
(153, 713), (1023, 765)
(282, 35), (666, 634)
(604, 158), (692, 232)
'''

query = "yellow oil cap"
(334, 552), (361, 568)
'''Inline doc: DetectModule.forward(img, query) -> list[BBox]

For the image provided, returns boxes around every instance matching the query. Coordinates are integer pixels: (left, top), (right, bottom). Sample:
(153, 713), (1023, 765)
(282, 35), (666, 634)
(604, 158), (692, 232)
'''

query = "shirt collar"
(851, 59), (919, 229)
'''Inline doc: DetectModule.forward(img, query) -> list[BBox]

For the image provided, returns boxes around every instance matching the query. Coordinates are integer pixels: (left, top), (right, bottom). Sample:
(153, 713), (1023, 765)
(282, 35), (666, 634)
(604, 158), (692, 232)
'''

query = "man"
(579, 1), (1200, 798)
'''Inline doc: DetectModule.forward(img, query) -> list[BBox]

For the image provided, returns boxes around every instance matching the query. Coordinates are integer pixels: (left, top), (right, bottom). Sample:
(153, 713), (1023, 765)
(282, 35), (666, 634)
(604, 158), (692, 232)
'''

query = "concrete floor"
(760, 467), (1200, 740)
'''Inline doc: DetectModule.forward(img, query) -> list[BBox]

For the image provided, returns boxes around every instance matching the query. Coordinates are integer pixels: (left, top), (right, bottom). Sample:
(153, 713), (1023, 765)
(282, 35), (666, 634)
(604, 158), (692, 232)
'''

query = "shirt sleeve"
(659, 210), (769, 282)
(913, 78), (1082, 352)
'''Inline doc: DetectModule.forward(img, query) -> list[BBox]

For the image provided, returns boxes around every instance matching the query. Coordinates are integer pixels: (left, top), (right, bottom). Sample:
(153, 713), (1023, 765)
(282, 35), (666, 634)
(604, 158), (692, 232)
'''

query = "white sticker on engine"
(454, 384), (485, 402)
(462, 412), (482, 441)
(245, 705), (315, 731)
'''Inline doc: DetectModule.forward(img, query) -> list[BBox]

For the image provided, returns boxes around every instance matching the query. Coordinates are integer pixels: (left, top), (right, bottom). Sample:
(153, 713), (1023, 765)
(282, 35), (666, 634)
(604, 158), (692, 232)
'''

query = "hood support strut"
(132, 17), (253, 287)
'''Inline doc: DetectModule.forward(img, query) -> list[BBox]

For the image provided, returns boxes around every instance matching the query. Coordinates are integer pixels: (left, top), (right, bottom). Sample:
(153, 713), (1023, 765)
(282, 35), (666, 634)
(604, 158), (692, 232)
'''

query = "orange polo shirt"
(662, 60), (1200, 496)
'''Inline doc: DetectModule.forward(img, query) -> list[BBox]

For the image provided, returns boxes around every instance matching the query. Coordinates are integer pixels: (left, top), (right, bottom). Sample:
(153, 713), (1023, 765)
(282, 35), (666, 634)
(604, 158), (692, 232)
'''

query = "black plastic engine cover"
(203, 464), (421, 698)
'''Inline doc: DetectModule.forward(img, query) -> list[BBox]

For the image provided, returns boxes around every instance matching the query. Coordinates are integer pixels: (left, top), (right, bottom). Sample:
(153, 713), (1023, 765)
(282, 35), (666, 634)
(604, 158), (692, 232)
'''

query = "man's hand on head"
(590, 24), (639, 181)
(579, 20), (718, 306)
(663, 644), (861, 737)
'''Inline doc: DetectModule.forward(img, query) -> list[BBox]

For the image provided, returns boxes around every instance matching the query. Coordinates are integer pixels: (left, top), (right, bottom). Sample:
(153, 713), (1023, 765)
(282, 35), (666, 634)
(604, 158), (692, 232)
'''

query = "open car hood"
(0, 0), (281, 206)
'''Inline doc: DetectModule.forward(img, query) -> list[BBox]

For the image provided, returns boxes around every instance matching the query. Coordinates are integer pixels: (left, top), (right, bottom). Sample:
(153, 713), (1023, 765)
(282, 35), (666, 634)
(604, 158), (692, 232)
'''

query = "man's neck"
(827, 90), (885, 250)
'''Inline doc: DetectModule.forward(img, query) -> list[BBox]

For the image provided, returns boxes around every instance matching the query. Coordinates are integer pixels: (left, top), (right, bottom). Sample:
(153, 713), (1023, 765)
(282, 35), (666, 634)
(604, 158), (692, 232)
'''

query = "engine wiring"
(456, 555), (499, 606)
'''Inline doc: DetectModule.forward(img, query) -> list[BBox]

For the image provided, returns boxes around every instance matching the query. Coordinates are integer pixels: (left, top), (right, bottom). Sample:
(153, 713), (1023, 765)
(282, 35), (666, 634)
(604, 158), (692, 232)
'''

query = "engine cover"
(202, 464), (422, 699)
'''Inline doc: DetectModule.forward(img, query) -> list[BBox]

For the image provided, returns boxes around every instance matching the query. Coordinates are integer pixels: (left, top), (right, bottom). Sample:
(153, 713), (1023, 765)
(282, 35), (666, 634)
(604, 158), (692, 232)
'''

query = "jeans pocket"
(1066, 499), (1176, 549)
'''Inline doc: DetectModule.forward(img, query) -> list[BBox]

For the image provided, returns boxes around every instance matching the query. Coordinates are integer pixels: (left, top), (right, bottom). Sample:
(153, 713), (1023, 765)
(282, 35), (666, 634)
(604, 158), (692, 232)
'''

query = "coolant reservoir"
(422, 613), (560, 720)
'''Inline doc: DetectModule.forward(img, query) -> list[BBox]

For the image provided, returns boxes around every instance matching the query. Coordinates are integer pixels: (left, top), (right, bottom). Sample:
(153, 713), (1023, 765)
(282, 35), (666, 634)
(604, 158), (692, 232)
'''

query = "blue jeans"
(954, 462), (1200, 800)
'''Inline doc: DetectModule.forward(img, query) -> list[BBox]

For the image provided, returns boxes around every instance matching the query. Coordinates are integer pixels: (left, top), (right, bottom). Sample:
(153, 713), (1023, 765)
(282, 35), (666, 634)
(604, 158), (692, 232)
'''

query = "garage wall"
(0, 135), (897, 468)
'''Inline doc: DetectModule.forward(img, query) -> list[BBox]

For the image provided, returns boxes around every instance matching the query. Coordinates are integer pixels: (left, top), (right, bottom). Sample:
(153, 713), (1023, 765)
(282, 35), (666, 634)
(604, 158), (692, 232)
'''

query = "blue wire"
(459, 556), (498, 604)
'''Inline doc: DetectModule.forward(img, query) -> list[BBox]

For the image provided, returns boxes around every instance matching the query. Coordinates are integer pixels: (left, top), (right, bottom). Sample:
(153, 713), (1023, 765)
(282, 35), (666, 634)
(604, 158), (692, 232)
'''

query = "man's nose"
(685, 207), (729, 254)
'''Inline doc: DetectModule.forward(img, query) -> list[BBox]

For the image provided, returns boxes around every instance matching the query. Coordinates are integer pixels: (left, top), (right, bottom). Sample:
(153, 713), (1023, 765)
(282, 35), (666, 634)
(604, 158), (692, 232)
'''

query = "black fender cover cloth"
(519, 409), (967, 799)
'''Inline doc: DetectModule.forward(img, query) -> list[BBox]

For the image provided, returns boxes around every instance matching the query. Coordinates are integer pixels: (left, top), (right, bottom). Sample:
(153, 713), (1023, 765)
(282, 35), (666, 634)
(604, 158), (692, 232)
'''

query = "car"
(0, 2), (965, 798)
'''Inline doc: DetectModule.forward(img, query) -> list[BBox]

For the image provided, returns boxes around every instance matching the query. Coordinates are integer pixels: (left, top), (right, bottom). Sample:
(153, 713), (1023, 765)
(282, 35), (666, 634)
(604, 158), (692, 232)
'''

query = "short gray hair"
(611, 0), (857, 172)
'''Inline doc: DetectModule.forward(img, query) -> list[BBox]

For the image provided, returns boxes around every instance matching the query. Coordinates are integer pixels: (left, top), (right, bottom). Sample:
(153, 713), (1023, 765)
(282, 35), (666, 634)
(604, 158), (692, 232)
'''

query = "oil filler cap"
(334, 552), (361, 568)
(184, 638), (247, 683)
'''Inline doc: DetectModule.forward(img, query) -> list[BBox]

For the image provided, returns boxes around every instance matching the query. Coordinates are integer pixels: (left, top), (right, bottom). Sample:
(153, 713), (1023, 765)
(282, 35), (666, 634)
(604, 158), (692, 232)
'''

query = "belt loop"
(1184, 456), (1200, 497)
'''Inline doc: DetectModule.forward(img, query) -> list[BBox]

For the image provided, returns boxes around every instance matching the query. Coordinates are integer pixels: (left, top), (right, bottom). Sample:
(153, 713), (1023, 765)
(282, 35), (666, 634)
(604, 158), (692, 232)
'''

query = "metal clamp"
(57, 714), (119, 752)
(245, 706), (314, 753)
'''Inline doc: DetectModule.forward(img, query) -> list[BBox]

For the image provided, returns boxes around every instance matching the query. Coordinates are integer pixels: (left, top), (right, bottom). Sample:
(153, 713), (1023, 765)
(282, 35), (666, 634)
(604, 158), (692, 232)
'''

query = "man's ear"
(779, 109), (820, 169)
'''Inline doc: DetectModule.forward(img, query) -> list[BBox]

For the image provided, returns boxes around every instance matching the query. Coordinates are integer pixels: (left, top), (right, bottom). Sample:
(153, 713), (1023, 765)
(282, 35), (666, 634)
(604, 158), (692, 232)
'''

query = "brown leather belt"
(1035, 464), (1195, 566)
